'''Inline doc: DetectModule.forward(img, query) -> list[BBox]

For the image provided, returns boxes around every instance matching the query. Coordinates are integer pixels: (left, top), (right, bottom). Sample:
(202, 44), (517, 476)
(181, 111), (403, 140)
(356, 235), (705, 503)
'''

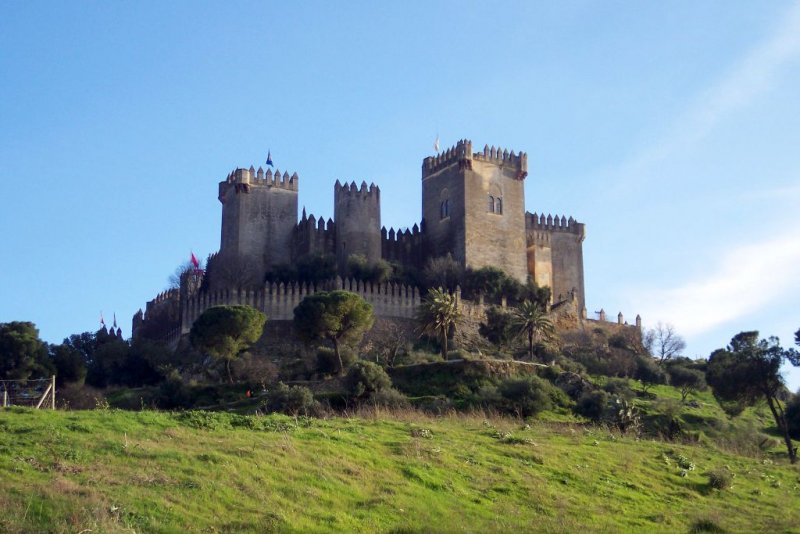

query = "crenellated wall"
(381, 223), (423, 268)
(180, 277), (421, 334)
(294, 210), (336, 258)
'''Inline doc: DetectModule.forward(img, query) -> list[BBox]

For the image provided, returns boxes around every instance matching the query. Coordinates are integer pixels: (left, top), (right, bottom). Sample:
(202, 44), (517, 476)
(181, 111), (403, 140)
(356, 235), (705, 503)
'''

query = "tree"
(417, 287), (461, 361)
(347, 254), (391, 284)
(49, 344), (87, 386)
(293, 291), (374, 374)
(512, 300), (555, 361)
(667, 365), (707, 401)
(422, 254), (462, 292)
(167, 258), (204, 289)
(644, 322), (686, 364)
(190, 305), (267, 383)
(0, 322), (50, 380)
(479, 306), (516, 348)
(706, 331), (800, 464)
(634, 355), (668, 393)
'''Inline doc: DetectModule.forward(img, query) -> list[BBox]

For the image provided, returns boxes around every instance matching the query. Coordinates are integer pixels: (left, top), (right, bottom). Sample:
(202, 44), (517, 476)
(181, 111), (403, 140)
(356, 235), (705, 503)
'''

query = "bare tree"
(644, 322), (686, 365)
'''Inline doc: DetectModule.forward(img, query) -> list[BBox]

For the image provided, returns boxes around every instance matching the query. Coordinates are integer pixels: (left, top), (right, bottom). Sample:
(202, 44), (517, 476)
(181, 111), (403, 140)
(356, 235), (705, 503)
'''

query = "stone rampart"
(181, 277), (421, 334)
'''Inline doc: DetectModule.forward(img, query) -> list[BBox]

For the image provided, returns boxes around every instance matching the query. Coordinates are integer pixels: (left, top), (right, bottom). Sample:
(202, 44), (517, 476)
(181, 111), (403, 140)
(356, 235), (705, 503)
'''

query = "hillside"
(1, 407), (799, 533)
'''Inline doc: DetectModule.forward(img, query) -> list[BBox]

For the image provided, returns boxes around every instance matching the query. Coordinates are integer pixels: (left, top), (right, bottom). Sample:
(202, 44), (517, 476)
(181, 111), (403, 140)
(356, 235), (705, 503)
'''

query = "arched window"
(495, 197), (502, 214)
(440, 189), (450, 219)
(488, 195), (495, 213)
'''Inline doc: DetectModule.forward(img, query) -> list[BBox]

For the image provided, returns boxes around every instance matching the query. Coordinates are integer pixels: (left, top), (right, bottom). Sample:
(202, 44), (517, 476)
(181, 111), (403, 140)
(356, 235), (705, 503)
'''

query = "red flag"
(190, 252), (200, 269)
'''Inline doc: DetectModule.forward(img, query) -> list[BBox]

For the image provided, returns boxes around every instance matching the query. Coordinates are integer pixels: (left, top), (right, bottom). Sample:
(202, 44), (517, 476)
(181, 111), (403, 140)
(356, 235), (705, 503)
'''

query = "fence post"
(51, 375), (56, 410)
(2, 388), (7, 408)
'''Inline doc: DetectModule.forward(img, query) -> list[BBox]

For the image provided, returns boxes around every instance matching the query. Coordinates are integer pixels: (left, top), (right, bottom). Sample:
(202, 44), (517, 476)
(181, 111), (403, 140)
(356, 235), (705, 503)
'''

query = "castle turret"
(218, 166), (299, 276)
(421, 139), (529, 282)
(525, 212), (586, 311)
(334, 180), (381, 274)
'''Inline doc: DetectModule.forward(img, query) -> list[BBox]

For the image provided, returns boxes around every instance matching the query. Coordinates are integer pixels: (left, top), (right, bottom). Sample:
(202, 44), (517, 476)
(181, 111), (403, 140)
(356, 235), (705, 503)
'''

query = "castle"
(133, 139), (594, 341)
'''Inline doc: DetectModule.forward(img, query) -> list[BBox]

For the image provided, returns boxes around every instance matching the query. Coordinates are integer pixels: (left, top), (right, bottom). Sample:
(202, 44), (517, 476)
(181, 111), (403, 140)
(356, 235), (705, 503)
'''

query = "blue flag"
(266, 150), (273, 167)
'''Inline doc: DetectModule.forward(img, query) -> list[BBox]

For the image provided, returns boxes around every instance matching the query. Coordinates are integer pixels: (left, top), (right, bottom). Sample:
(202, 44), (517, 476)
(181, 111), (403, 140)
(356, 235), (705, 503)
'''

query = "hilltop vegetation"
(2, 281), (800, 532)
(2, 406), (800, 533)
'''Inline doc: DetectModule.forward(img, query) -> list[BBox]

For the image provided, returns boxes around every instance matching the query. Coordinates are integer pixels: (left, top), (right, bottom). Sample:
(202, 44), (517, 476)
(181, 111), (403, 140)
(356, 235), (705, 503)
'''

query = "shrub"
(707, 468), (733, 490)
(690, 518), (727, 533)
(266, 382), (316, 416)
(158, 369), (191, 409)
(316, 347), (357, 375)
(346, 361), (392, 399)
(785, 393), (800, 440)
(498, 376), (561, 417)
(368, 387), (409, 409)
(602, 377), (635, 400)
(575, 390), (609, 421)
(479, 306), (516, 347)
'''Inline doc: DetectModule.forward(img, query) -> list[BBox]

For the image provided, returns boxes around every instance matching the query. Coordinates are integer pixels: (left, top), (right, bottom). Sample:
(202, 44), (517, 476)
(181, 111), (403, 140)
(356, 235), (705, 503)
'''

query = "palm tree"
(513, 300), (555, 361)
(417, 287), (461, 360)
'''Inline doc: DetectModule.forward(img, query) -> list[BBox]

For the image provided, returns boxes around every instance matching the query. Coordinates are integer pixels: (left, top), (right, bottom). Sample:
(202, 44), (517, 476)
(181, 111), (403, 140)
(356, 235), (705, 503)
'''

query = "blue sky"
(1, 1), (798, 388)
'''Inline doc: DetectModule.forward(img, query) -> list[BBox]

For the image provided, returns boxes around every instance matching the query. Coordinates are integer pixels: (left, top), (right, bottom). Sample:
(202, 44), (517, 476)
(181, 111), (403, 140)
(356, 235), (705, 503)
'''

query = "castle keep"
(133, 139), (588, 339)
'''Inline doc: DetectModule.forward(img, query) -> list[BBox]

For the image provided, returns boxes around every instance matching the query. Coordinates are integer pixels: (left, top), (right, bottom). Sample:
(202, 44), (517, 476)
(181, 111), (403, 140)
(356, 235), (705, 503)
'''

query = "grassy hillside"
(1, 407), (799, 533)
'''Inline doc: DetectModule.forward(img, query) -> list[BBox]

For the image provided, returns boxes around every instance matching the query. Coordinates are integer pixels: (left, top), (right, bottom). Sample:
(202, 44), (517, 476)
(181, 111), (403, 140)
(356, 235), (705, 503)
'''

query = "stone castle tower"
(334, 181), (381, 273)
(218, 167), (299, 276)
(421, 140), (529, 283)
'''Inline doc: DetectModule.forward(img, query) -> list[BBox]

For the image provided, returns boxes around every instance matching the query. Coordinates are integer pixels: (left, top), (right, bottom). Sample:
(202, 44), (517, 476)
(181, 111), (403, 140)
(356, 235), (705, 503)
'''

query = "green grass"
(1, 407), (800, 533)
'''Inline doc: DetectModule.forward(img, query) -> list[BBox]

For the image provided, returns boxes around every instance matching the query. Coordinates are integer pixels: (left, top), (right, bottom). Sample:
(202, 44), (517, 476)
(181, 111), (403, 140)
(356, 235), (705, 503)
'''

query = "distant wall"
(181, 277), (421, 334)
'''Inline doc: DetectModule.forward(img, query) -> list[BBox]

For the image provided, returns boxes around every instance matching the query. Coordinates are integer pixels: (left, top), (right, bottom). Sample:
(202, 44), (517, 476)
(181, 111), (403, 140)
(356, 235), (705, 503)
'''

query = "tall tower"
(421, 140), (529, 282)
(218, 166), (299, 276)
(334, 180), (381, 274)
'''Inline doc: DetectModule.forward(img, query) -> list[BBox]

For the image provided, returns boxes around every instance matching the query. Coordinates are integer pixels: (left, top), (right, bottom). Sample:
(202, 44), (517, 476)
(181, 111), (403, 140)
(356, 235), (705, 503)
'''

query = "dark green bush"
(367, 387), (409, 409)
(784, 394), (800, 440)
(346, 361), (392, 399)
(602, 377), (635, 400)
(158, 370), (190, 409)
(575, 390), (609, 421)
(707, 468), (733, 490)
(266, 382), (316, 416)
(498, 376), (563, 417)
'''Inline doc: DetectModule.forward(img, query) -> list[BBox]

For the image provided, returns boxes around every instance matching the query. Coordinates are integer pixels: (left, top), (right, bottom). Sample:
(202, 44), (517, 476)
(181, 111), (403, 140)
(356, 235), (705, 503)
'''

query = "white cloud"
(629, 229), (800, 337)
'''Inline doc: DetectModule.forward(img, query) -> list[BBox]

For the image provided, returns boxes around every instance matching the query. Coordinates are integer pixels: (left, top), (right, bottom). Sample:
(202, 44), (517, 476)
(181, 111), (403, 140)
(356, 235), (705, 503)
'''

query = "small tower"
(421, 140), (528, 282)
(334, 180), (381, 274)
(218, 166), (299, 276)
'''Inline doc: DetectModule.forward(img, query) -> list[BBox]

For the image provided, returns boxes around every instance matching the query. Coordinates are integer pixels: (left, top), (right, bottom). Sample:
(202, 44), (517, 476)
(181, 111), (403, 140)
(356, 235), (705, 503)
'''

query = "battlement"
(473, 144), (528, 179)
(381, 223), (421, 243)
(334, 180), (380, 197)
(181, 277), (421, 330)
(299, 209), (335, 232)
(422, 139), (473, 177)
(222, 166), (299, 193)
(422, 139), (528, 179)
(526, 212), (585, 238)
